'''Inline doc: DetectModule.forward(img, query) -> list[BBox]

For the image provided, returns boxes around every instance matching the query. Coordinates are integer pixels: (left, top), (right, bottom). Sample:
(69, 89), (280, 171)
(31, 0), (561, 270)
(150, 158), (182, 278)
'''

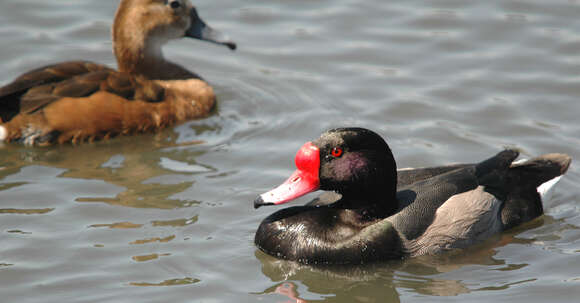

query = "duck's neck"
(335, 170), (399, 218)
(112, 9), (198, 80)
(334, 183), (398, 219)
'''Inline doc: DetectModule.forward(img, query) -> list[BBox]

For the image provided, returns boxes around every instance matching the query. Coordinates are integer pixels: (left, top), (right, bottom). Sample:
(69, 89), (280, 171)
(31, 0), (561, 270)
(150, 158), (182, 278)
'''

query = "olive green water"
(1, 0), (579, 302)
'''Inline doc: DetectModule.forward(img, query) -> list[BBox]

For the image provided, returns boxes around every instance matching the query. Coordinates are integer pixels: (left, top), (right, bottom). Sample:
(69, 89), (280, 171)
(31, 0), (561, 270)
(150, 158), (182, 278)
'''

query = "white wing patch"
(537, 176), (562, 202)
(0, 126), (6, 141)
(513, 158), (563, 201)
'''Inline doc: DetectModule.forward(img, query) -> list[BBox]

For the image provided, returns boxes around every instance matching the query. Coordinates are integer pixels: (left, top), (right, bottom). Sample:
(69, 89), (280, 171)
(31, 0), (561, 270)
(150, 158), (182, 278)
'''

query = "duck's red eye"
(331, 147), (343, 158)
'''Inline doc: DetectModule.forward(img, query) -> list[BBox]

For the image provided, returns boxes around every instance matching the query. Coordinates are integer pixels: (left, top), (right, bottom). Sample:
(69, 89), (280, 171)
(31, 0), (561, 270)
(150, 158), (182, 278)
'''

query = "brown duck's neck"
(114, 37), (200, 81)
(113, 34), (189, 80)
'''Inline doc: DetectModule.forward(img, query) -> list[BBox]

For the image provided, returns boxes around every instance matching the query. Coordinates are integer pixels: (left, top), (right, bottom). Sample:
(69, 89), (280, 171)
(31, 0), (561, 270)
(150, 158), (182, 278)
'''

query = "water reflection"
(131, 253), (171, 262)
(257, 249), (399, 302)
(0, 208), (54, 214)
(129, 277), (200, 287)
(89, 222), (143, 229)
(130, 235), (176, 245)
(0, 127), (215, 210)
(268, 282), (308, 303)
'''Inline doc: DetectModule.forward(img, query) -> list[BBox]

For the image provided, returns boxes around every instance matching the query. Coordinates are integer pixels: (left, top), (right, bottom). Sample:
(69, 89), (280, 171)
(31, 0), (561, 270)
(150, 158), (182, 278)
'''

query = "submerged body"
(0, 0), (235, 145)
(254, 128), (571, 264)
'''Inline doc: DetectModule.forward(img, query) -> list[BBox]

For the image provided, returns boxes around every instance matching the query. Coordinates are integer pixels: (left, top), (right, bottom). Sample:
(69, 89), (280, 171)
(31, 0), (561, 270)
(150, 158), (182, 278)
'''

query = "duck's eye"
(169, 0), (181, 9)
(331, 147), (343, 158)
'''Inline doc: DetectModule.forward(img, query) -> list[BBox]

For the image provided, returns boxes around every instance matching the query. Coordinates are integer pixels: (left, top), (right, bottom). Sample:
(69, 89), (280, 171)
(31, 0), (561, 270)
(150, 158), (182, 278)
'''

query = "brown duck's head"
(113, 0), (236, 74)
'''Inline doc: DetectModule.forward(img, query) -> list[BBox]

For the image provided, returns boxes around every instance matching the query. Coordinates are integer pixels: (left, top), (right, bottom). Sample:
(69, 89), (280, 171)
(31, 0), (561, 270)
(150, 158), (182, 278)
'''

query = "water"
(1, 0), (579, 302)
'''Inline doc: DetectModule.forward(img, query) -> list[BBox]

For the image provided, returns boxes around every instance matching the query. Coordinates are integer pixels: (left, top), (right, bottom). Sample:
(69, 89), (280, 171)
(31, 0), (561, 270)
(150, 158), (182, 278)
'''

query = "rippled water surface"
(1, 0), (580, 302)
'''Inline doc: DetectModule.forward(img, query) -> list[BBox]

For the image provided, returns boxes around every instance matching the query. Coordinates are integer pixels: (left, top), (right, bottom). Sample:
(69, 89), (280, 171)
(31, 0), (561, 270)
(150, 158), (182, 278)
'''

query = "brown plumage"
(0, 0), (236, 145)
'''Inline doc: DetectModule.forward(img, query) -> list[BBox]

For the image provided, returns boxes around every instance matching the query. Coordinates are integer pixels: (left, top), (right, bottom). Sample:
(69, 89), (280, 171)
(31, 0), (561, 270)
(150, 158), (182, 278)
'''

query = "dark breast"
(255, 206), (405, 264)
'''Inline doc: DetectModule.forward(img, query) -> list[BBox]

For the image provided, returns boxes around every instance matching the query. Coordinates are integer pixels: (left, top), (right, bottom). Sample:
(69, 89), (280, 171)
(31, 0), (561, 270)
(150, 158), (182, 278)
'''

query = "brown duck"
(0, 0), (235, 145)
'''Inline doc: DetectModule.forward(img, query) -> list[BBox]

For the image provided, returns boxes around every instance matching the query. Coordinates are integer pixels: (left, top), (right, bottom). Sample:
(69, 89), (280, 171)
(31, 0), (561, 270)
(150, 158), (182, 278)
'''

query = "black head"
(254, 128), (398, 209)
(313, 128), (397, 196)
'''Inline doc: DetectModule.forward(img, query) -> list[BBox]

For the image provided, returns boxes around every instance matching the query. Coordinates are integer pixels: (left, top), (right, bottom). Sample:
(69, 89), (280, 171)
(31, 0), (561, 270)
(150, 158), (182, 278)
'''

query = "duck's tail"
(502, 152), (572, 229)
(511, 153), (571, 198)
(473, 149), (571, 229)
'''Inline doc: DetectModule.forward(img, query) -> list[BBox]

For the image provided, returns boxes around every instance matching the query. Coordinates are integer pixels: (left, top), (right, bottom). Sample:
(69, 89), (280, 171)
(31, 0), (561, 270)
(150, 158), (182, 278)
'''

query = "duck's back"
(0, 61), (216, 145)
(390, 150), (571, 256)
(0, 61), (111, 122)
(392, 164), (482, 241)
